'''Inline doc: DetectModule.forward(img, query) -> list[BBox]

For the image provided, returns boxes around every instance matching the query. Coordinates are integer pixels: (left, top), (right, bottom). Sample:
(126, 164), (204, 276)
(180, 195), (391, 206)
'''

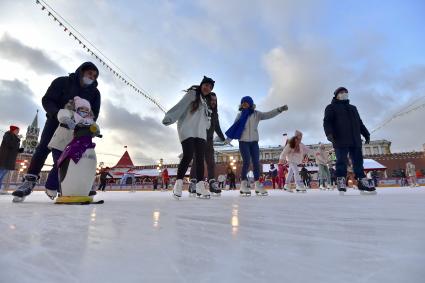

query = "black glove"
(365, 136), (370, 144)
(326, 134), (334, 143)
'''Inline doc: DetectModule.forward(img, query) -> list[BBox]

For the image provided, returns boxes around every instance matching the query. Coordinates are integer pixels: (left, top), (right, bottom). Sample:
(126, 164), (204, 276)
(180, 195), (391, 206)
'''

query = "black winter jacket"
(323, 98), (370, 148)
(0, 131), (22, 170)
(42, 62), (101, 121)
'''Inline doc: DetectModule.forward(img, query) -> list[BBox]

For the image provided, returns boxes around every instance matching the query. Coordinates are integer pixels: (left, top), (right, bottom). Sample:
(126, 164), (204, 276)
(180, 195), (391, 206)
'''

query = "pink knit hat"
(74, 96), (91, 110)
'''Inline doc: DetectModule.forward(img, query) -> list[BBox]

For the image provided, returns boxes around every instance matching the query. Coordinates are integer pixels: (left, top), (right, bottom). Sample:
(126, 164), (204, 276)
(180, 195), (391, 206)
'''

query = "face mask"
(82, 76), (94, 86)
(77, 110), (89, 118)
(338, 92), (349, 100)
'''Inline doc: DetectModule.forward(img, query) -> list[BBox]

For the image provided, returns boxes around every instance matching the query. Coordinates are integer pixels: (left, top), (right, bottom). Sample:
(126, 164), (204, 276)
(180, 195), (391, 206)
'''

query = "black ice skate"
(337, 177), (347, 195)
(12, 174), (38, 202)
(188, 179), (197, 197)
(358, 178), (377, 195)
(209, 179), (221, 196)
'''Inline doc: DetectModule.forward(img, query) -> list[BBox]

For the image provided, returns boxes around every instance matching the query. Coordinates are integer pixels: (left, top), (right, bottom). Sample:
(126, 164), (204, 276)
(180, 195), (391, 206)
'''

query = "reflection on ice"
(153, 210), (160, 228)
(231, 204), (239, 236)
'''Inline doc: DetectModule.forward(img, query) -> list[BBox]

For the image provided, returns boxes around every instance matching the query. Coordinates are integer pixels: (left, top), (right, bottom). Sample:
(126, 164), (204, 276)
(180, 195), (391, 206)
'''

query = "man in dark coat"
(323, 86), (375, 193)
(98, 167), (113, 192)
(12, 62), (101, 201)
(0, 126), (24, 194)
(189, 92), (226, 194)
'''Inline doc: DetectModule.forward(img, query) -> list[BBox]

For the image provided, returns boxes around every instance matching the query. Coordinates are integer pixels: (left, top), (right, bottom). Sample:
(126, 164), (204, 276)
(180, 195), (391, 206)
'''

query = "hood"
(73, 62), (99, 88)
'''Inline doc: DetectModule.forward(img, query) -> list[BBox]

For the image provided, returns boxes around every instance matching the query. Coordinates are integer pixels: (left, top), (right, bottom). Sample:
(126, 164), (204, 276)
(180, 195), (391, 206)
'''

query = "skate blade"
(255, 192), (268, 196)
(12, 196), (25, 202)
(196, 194), (211, 199)
(173, 193), (181, 199)
(55, 196), (93, 204)
(239, 192), (251, 197)
(360, 190), (377, 195)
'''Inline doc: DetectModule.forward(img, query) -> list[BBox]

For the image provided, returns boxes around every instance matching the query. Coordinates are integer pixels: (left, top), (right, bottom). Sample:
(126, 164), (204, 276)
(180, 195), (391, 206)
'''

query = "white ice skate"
(173, 179), (183, 199)
(254, 181), (268, 196)
(283, 184), (293, 193)
(296, 184), (307, 193)
(45, 189), (58, 200)
(196, 181), (210, 199)
(239, 180), (251, 196)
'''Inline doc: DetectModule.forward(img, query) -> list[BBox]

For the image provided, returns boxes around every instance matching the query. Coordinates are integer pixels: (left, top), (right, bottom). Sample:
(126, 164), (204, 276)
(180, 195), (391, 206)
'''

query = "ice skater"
(323, 86), (376, 195)
(279, 131), (311, 193)
(406, 162), (419, 187)
(225, 96), (288, 196)
(98, 167), (113, 191)
(0, 126), (24, 195)
(162, 76), (215, 199)
(189, 92), (226, 196)
(12, 62), (101, 202)
(315, 143), (332, 190)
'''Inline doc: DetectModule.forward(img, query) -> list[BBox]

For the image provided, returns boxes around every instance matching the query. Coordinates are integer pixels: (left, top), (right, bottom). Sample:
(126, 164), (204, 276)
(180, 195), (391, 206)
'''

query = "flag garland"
(35, 0), (166, 113)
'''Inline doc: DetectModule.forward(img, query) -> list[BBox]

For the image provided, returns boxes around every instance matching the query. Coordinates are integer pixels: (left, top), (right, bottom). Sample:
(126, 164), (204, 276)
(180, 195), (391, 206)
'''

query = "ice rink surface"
(1, 187), (424, 283)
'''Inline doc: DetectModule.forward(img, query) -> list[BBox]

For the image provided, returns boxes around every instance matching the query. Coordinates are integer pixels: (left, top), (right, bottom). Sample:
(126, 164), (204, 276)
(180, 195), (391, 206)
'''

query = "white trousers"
(287, 162), (303, 186)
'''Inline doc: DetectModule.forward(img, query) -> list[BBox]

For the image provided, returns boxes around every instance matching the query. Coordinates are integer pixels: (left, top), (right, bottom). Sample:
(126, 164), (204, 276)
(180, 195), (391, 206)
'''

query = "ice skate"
(337, 177), (347, 195)
(358, 178), (377, 195)
(12, 174), (38, 203)
(45, 188), (58, 200)
(283, 184), (293, 193)
(319, 185), (326, 190)
(196, 181), (210, 199)
(209, 179), (221, 196)
(327, 185), (334, 190)
(254, 181), (268, 196)
(173, 179), (183, 199)
(188, 179), (197, 197)
(239, 180), (251, 196)
(296, 184), (307, 193)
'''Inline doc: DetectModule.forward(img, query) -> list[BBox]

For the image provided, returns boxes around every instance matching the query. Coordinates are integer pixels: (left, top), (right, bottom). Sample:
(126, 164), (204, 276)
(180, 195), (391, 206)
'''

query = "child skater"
(225, 96), (288, 196)
(278, 130), (312, 193)
(45, 96), (97, 199)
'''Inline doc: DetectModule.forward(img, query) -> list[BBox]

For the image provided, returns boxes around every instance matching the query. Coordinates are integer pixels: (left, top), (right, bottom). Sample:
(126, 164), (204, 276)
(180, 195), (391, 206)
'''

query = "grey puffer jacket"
(231, 109), (282, 142)
(163, 89), (211, 142)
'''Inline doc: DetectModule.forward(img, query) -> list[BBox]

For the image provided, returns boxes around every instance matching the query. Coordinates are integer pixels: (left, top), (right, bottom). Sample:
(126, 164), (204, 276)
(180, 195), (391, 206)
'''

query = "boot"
(188, 179), (197, 196)
(358, 178), (377, 194)
(255, 181), (268, 196)
(337, 177), (347, 195)
(196, 181), (210, 198)
(173, 179), (183, 198)
(239, 180), (251, 196)
(209, 179), (221, 196)
(12, 174), (38, 202)
(283, 184), (293, 193)
(296, 184), (307, 193)
(45, 188), (58, 200)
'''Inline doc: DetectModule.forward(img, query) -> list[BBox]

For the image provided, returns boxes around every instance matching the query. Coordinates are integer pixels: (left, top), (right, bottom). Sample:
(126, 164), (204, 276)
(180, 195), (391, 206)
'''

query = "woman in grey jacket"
(226, 96), (288, 196)
(162, 76), (214, 198)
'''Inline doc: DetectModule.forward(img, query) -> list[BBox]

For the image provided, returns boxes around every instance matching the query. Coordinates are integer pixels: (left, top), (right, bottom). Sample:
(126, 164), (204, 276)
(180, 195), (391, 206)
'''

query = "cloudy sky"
(0, 0), (424, 167)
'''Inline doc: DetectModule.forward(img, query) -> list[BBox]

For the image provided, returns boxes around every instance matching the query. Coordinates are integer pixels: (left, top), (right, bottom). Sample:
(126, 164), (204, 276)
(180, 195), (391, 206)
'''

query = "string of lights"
(34, 0), (166, 113)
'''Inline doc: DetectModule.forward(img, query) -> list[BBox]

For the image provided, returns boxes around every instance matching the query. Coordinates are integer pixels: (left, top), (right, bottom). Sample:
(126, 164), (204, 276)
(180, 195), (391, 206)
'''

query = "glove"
(365, 136), (370, 144)
(224, 137), (232, 145)
(277, 105), (289, 112)
(18, 148), (24, 153)
(162, 117), (173, 126)
(326, 134), (334, 143)
(213, 136), (224, 143)
(65, 119), (76, 130)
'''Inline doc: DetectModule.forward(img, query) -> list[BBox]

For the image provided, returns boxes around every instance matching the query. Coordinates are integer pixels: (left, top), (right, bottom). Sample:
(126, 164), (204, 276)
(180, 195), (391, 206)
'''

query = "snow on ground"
(1, 187), (425, 283)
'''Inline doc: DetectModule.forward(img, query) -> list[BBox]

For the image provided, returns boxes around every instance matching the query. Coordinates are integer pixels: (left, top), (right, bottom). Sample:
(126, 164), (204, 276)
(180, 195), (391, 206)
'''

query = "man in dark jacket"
(0, 126), (24, 194)
(323, 87), (375, 194)
(12, 62), (101, 201)
(98, 167), (113, 192)
(189, 92), (226, 195)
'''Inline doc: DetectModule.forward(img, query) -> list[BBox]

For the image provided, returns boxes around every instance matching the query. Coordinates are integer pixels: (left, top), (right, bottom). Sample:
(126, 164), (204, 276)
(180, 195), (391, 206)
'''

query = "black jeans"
(28, 118), (58, 176)
(177, 138), (206, 181)
(334, 146), (366, 179)
(190, 139), (215, 180)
